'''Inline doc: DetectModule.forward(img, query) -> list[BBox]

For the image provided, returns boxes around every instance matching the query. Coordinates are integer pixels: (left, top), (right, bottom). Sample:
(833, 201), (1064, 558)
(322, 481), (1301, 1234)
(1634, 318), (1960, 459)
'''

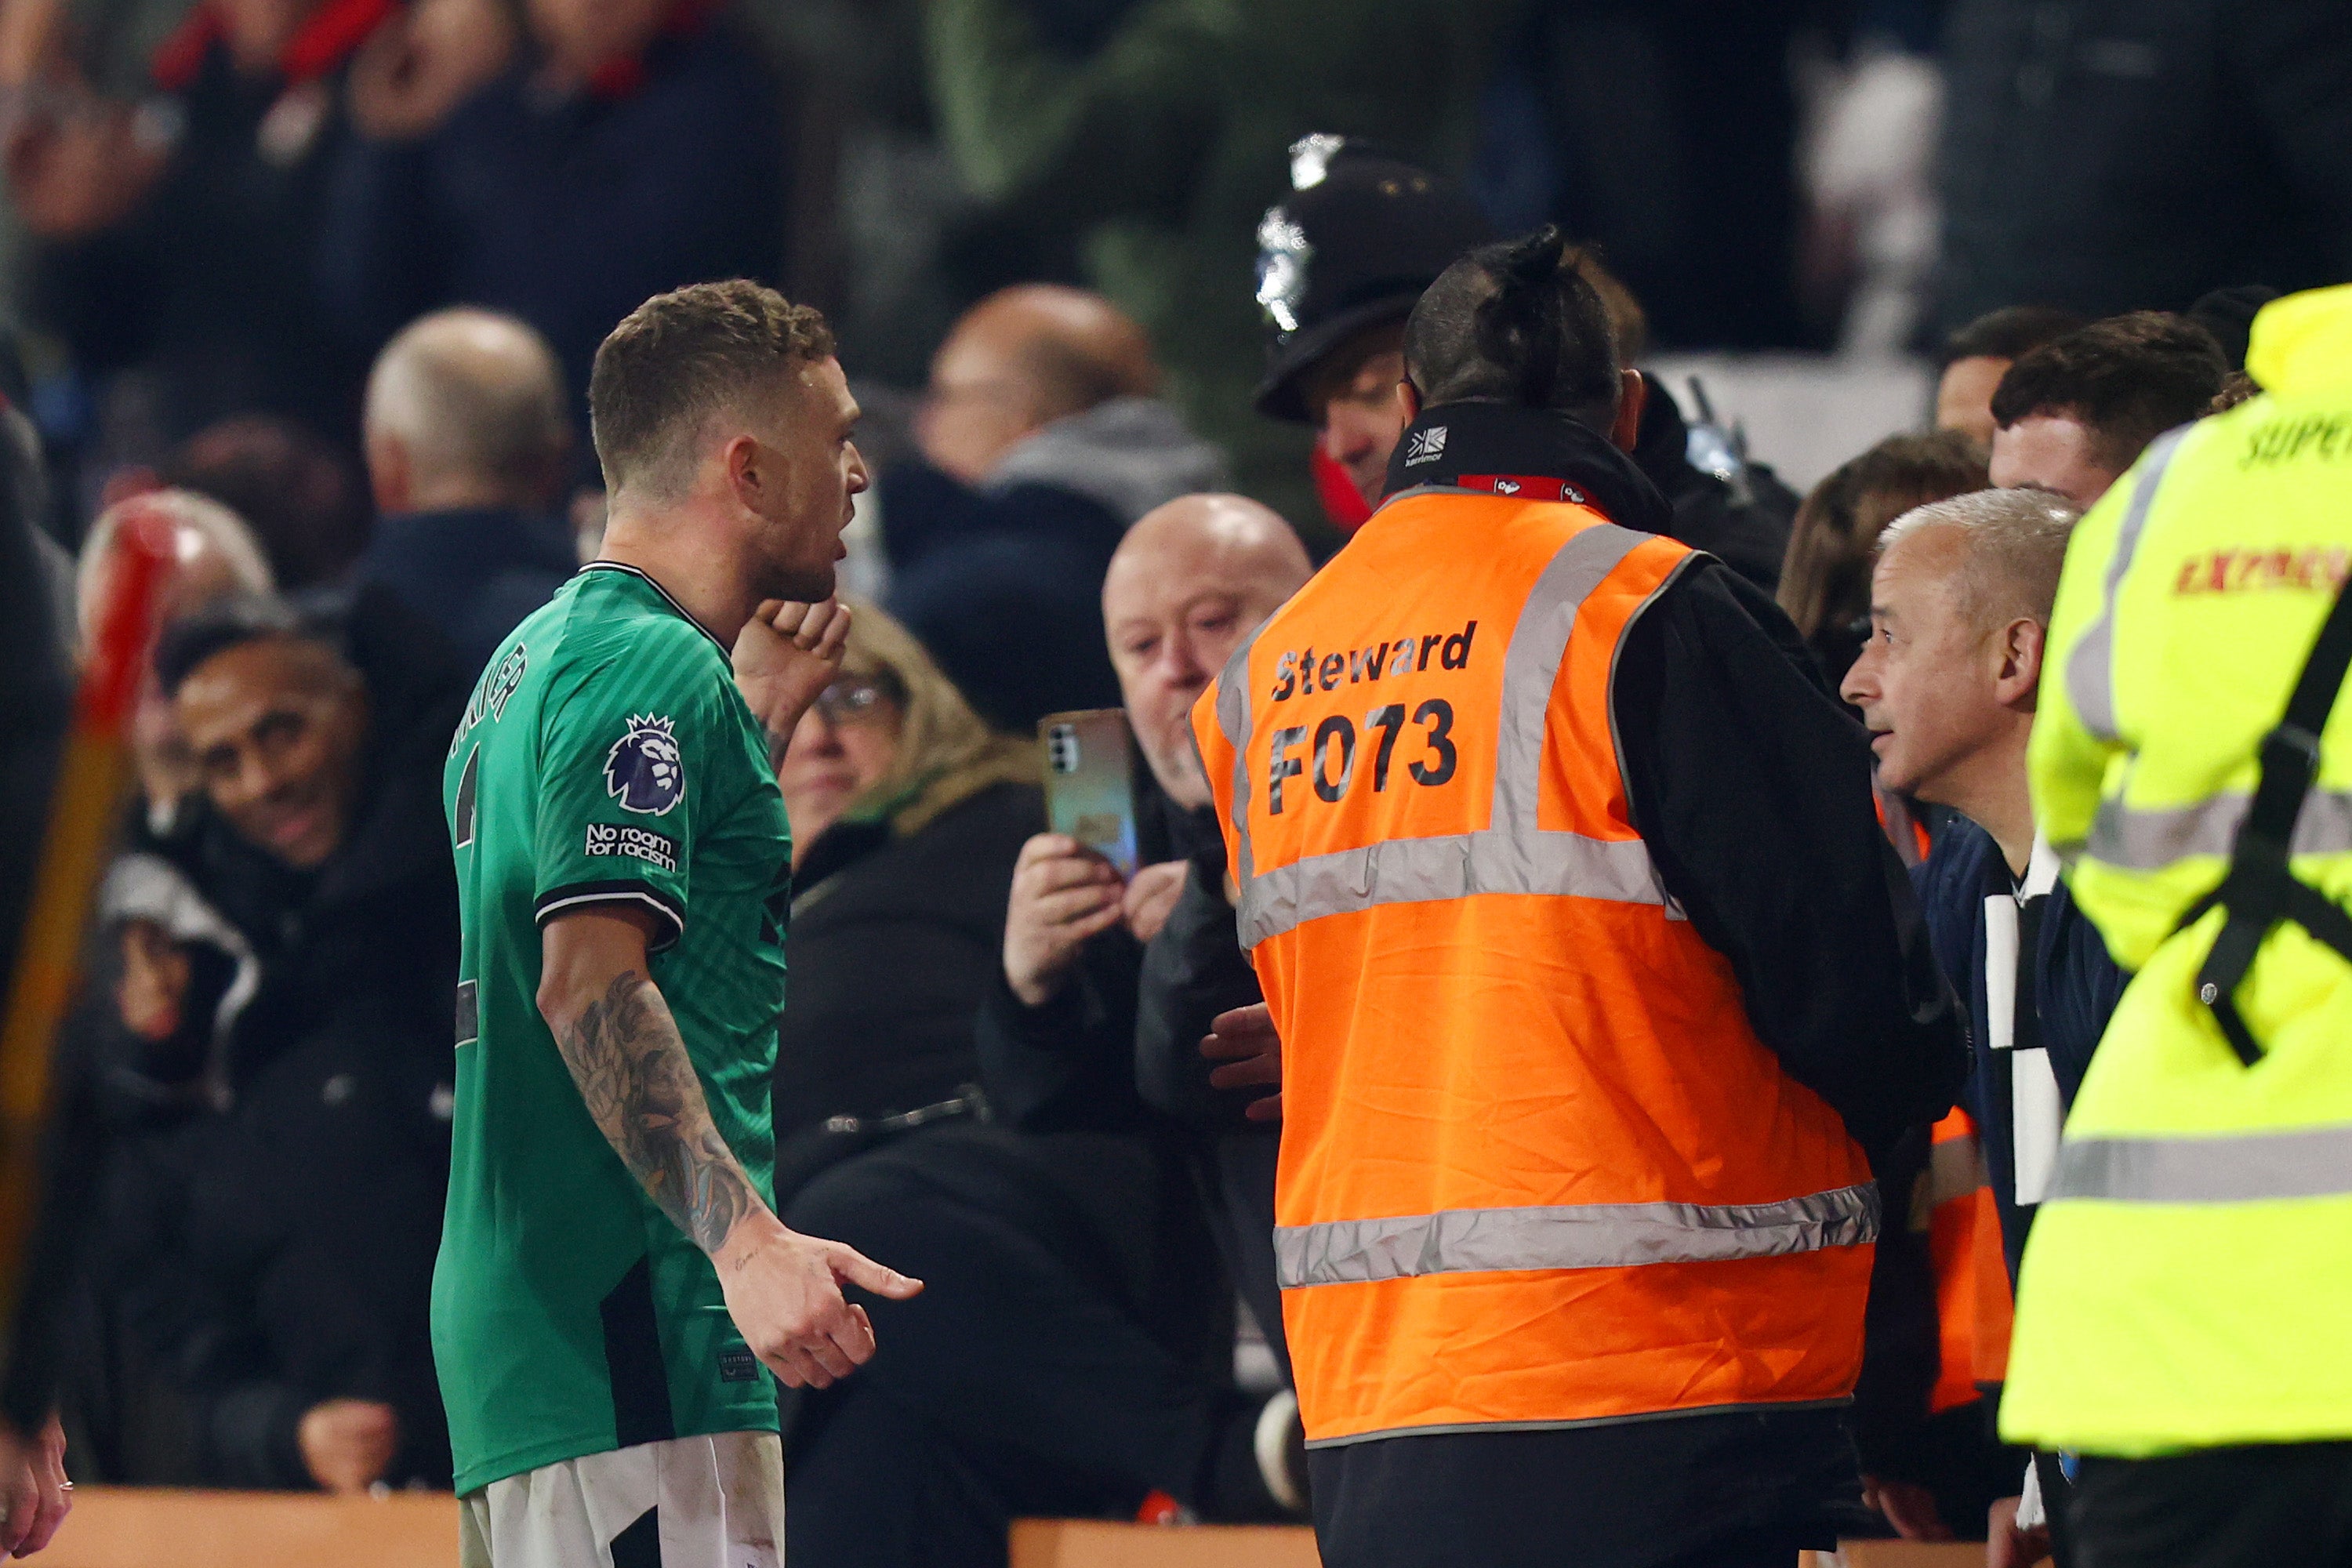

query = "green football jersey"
(434, 563), (788, 1494)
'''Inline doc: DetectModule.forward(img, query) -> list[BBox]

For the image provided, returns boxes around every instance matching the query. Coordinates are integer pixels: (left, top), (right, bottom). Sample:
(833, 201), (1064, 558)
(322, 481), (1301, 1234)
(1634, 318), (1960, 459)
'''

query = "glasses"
(814, 676), (901, 728)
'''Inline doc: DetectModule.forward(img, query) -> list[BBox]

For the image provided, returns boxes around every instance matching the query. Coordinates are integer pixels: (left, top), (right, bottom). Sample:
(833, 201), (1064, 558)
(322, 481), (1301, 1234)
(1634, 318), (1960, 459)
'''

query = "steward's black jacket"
(1305, 403), (1965, 1565)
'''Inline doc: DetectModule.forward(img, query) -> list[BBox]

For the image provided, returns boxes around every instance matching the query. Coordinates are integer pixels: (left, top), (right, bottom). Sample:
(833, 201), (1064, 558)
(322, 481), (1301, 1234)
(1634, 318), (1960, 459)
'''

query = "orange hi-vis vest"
(1191, 485), (1880, 1449)
(1924, 1109), (2013, 1412)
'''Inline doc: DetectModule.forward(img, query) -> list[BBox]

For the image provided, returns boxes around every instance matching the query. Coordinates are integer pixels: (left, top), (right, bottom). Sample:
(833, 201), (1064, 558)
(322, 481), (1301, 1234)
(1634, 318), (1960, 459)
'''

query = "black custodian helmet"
(1252, 135), (1495, 423)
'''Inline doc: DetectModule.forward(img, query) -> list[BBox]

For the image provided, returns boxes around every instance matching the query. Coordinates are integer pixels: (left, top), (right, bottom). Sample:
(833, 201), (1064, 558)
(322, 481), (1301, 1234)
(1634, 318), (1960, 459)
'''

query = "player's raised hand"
(714, 1213), (922, 1389)
(732, 598), (851, 763)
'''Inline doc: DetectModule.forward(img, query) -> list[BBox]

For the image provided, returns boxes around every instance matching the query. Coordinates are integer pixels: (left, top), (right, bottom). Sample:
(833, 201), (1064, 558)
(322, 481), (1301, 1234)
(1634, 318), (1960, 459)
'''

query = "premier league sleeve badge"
(605, 714), (685, 816)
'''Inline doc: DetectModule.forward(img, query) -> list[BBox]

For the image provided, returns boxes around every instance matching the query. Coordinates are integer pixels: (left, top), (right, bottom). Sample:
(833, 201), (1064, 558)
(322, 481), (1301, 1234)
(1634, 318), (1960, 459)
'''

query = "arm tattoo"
(557, 969), (758, 1255)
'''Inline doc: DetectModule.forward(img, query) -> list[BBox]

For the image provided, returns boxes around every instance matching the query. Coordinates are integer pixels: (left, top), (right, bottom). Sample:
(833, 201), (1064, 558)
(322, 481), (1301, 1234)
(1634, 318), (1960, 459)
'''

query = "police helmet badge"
(605, 714), (684, 816)
(1255, 206), (1313, 337)
(1287, 132), (1346, 191)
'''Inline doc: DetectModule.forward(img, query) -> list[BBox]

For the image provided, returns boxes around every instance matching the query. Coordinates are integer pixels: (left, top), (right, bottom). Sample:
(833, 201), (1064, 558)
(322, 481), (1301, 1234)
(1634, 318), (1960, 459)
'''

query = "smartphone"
(1040, 708), (1139, 878)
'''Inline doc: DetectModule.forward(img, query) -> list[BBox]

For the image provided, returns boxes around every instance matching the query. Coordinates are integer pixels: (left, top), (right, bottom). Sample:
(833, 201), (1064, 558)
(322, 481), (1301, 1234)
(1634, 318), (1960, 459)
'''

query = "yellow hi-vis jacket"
(2002, 283), (2352, 1457)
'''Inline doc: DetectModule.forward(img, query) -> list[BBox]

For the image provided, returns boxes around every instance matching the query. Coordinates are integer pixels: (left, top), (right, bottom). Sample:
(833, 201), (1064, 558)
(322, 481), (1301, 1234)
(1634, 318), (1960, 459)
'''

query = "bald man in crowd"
(1089, 495), (1317, 1395)
(353, 308), (582, 670)
(885, 285), (1229, 731)
(1104, 494), (1312, 817)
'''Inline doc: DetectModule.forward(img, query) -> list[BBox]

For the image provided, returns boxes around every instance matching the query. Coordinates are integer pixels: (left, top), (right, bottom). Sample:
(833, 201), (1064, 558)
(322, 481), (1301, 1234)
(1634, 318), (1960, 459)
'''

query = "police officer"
(2002, 282), (2352, 1565)
(1254, 138), (1798, 587)
(1194, 225), (1962, 1566)
(1251, 136), (1494, 530)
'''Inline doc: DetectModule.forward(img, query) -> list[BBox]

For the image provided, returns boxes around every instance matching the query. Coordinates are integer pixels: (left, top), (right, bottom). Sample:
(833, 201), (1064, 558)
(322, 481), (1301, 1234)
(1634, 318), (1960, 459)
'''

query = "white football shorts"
(459, 1431), (785, 1568)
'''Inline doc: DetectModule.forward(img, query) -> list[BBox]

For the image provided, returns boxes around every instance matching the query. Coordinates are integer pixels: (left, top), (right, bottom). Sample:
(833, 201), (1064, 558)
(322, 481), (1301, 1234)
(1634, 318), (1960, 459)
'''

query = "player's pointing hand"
(713, 1214), (922, 1390)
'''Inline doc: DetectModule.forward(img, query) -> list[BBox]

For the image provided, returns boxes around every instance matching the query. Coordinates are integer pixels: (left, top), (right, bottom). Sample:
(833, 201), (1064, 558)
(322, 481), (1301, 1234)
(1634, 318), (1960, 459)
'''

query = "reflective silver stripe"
(2066, 426), (2190, 743)
(1274, 1182), (1880, 1287)
(1214, 626), (1262, 890)
(1236, 524), (1669, 949)
(2087, 788), (2352, 869)
(2050, 1123), (2352, 1203)
(1238, 833), (1661, 948)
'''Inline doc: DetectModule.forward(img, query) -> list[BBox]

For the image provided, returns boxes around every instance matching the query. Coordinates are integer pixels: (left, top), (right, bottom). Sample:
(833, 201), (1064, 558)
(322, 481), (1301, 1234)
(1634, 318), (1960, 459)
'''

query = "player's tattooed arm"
(539, 908), (923, 1388)
(554, 968), (758, 1254)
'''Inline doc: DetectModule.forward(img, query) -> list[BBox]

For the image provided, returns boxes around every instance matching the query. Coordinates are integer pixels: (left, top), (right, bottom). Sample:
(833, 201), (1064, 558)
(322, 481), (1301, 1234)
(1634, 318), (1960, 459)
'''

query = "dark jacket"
(976, 768), (1188, 1138)
(883, 399), (1227, 733)
(319, 16), (787, 430)
(352, 506), (577, 677)
(77, 586), (466, 1488)
(771, 780), (1040, 1203)
(1634, 379), (1799, 597)
(880, 462), (1127, 735)
(971, 769), (1226, 1361)
(1131, 804), (1290, 1384)
(31, 27), (372, 446)
(1914, 820), (2129, 1278)
(1938, 0), (2352, 330)
(1325, 401), (1965, 1555)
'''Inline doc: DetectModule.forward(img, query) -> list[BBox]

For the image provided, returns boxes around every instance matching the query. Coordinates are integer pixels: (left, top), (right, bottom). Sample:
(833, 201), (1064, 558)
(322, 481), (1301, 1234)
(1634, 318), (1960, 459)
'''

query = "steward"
(1191, 227), (1963, 1567)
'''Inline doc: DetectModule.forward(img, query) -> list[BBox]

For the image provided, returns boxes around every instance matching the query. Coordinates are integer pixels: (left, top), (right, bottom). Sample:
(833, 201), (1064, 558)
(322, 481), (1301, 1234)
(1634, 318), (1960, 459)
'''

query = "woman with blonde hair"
(771, 600), (1040, 1175)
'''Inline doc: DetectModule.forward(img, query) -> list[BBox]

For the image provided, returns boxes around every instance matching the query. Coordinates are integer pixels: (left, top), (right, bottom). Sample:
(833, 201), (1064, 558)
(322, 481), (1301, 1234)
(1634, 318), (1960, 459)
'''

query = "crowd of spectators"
(0, 0), (2345, 1563)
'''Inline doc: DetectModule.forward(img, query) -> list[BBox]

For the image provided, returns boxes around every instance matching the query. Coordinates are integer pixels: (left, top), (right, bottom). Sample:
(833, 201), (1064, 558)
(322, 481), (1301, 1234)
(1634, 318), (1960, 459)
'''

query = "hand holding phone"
(1003, 833), (1125, 1007)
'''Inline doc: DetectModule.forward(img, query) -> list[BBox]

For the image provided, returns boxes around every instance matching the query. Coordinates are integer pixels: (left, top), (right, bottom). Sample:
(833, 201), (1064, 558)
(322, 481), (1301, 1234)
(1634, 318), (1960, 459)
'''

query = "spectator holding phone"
(779, 572), (1306, 1563)
(1107, 495), (1312, 1385)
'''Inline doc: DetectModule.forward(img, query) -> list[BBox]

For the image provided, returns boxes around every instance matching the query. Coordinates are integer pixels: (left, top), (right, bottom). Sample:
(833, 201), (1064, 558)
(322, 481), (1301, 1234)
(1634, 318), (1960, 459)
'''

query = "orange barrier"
(42, 1487), (458, 1568)
(1012, 1519), (1320, 1568)
(1011, 1523), (1988, 1568)
(41, 1490), (1990, 1567)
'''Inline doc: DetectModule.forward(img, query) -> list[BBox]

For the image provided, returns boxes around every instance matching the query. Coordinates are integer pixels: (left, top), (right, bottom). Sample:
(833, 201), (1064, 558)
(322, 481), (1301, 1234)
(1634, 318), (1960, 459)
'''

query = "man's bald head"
(1108, 493), (1311, 608)
(365, 308), (571, 514)
(918, 285), (1162, 484)
(1105, 494), (1311, 808)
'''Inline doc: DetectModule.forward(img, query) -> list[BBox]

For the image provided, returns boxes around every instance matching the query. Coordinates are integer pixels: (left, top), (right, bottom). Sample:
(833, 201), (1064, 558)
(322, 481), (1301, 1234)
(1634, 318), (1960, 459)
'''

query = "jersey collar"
(578, 561), (731, 658)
